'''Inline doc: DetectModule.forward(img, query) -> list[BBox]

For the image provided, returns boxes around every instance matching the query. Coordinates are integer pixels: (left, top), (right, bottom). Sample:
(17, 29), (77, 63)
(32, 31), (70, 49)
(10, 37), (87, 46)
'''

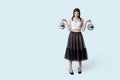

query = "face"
(74, 11), (79, 17)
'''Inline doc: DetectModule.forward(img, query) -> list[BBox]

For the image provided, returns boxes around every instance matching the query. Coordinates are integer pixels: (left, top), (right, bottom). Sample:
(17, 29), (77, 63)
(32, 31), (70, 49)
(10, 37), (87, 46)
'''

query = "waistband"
(70, 31), (81, 33)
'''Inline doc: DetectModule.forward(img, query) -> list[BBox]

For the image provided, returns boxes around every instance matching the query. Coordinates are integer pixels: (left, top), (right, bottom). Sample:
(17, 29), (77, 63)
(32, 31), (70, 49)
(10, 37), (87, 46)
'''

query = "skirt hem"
(64, 48), (88, 61)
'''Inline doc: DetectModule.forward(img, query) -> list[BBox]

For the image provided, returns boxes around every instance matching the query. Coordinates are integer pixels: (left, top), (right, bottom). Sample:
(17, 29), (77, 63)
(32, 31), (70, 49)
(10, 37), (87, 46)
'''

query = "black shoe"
(69, 69), (74, 75)
(78, 68), (82, 74)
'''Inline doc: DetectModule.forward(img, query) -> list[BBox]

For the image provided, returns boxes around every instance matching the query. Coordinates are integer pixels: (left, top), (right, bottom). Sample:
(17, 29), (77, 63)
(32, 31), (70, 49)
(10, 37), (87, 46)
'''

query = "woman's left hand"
(86, 19), (91, 23)
(62, 19), (67, 23)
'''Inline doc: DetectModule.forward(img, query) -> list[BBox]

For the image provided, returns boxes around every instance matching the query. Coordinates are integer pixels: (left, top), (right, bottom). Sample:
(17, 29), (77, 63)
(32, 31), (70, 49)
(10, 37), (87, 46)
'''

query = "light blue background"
(0, 0), (119, 80)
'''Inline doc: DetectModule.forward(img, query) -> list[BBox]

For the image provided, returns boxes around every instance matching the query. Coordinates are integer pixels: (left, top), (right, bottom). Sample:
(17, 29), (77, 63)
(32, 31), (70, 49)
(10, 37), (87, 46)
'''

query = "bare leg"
(78, 61), (82, 73)
(69, 60), (73, 73)
(78, 61), (82, 69)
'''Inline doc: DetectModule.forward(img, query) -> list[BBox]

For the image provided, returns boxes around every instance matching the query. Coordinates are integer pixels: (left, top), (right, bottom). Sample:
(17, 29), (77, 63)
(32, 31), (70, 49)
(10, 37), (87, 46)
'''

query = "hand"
(86, 19), (91, 23)
(62, 19), (67, 23)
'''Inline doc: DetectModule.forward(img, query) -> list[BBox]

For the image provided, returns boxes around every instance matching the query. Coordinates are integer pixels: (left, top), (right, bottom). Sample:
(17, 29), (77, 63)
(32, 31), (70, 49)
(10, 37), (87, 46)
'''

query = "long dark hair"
(72, 8), (82, 21)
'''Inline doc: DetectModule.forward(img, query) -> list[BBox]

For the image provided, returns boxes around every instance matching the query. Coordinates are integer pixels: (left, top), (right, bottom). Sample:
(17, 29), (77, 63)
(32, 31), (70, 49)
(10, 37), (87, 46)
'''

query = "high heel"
(69, 69), (74, 75)
(78, 67), (82, 74)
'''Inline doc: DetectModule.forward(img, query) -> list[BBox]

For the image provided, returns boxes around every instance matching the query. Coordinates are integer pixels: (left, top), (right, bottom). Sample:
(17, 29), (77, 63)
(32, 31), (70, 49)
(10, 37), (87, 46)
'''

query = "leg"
(69, 60), (73, 71)
(78, 61), (82, 69)
(69, 60), (74, 75)
(78, 61), (82, 73)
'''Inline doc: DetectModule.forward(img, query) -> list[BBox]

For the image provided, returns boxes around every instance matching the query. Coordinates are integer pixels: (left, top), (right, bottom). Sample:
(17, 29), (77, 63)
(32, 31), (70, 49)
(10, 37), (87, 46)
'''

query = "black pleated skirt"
(64, 31), (88, 61)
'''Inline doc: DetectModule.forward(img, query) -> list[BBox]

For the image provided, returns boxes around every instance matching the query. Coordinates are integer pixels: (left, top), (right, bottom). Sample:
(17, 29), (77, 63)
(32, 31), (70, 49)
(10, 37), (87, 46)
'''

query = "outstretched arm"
(62, 18), (71, 31)
(81, 19), (91, 32)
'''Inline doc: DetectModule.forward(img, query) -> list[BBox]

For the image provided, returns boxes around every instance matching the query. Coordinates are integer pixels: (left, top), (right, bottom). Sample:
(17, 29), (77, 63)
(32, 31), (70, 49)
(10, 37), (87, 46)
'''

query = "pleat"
(64, 31), (88, 61)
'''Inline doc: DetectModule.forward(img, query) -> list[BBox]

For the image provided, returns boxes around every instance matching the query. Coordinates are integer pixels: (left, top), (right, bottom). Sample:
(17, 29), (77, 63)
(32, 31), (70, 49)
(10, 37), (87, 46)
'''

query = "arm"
(62, 18), (71, 31)
(81, 19), (91, 32)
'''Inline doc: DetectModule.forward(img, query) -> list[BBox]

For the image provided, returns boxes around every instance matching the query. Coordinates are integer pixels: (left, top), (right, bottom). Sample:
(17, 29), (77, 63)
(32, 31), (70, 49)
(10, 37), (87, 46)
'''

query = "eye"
(74, 12), (79, 16)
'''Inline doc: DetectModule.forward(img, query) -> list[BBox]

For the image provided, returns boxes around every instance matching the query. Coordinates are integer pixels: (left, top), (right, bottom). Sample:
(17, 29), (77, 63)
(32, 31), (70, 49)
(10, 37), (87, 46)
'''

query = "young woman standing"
(62, 8), (91, 75)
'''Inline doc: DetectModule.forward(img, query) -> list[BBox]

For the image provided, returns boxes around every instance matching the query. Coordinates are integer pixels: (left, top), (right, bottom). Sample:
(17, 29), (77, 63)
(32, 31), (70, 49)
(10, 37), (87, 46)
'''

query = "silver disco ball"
(87, 23), (94, 31)
(58, 21), (65, 29)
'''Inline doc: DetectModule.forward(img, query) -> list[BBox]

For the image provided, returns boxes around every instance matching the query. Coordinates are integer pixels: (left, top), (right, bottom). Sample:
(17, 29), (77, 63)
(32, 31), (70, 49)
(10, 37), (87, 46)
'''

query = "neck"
(74, 17), (78, 19)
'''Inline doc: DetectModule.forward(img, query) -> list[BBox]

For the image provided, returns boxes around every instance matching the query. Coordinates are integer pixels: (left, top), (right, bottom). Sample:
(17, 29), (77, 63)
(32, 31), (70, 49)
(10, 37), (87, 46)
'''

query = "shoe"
(78, 67), (82, 74)
(69, 69), (74, 75)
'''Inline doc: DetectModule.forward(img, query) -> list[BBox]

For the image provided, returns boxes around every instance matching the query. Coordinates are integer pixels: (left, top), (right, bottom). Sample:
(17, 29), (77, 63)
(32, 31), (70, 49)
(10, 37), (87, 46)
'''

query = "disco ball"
(58, 21), (65, 29)
(87, 23), (94, 31)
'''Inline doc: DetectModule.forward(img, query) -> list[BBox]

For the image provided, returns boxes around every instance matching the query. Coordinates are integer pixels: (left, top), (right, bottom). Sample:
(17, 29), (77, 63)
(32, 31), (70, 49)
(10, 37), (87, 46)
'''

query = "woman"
(62, 8), (91, 75)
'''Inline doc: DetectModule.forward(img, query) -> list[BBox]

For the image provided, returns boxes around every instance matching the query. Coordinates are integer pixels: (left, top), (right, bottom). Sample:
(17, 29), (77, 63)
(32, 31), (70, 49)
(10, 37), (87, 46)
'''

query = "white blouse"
(71, 21), (82, 29)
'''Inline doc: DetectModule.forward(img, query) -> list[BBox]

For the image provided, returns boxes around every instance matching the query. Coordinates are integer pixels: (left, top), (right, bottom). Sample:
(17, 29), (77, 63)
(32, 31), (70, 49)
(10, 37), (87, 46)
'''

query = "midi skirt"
(64, 31), (88, 61)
